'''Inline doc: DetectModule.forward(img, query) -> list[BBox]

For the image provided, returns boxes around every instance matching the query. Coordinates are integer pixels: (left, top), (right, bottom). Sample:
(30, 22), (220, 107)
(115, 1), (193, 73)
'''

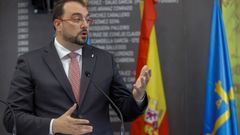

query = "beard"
(63, 30), (88, 46)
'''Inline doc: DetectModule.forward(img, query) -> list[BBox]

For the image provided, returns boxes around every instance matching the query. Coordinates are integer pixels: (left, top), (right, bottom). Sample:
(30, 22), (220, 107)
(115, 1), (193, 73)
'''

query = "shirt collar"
(54, 38), (82, 59)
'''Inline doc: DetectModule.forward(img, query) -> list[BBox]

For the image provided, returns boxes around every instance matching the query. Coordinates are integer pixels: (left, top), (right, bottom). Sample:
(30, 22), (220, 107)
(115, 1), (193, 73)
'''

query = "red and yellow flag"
(131, 0), (169, 134)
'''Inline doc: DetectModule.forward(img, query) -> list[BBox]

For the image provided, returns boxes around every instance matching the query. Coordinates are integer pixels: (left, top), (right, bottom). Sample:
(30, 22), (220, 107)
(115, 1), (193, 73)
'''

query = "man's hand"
(52, 104), (93, 135)
(132, 65), (151, 100)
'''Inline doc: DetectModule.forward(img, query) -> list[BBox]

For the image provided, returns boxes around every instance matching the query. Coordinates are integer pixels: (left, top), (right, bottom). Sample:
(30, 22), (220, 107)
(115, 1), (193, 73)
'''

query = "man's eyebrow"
(71, 13), (83, 16)
(71, 13), (90, 17)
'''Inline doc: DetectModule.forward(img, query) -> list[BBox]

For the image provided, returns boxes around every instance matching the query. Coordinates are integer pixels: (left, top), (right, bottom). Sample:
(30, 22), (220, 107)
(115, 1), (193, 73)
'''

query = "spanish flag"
(131, 0), (169, 134)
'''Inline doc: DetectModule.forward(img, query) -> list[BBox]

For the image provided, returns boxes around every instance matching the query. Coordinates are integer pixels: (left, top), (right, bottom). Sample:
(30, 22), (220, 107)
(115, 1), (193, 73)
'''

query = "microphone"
(0, 99), (17, 135)
(85, 71), (125, 135)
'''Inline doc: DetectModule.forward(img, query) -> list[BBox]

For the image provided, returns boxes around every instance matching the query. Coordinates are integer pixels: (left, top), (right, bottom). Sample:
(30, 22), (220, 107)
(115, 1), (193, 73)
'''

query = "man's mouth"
(80, 30), (88, 39)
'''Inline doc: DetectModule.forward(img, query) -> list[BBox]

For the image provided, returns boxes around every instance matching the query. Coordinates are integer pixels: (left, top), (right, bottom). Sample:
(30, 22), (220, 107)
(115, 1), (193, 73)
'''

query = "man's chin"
(75, 39), (87, 46)
(75, 35), (88, 45)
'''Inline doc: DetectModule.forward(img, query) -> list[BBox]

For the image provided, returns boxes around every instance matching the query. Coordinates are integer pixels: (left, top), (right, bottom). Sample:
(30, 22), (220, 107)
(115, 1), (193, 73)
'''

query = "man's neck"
(55, 36), (82, 51)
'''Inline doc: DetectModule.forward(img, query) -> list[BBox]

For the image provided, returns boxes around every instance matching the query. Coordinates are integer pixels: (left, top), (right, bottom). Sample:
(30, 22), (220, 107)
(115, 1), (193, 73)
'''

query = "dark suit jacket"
(3, 42), (148, 135)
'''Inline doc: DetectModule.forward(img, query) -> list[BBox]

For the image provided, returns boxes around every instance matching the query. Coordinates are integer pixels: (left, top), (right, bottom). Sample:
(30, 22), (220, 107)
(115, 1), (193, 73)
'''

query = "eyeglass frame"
(57, 13), (93, 25)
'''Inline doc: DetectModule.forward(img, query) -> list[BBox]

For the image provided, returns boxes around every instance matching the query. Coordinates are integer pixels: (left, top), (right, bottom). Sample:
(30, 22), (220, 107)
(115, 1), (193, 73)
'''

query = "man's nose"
(80, 19), (88, 28)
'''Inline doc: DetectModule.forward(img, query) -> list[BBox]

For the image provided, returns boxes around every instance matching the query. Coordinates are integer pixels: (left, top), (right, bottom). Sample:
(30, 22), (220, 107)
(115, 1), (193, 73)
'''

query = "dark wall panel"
(0, 1), (17, 135)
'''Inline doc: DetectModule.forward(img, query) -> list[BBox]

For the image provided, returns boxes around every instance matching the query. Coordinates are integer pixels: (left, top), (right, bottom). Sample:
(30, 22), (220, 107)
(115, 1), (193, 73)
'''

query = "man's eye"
(73, 18), (82, 22)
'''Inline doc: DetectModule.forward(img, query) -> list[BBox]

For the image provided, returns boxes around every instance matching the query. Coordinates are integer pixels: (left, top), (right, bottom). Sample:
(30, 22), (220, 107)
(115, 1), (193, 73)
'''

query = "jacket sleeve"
(109, 56), (148, 122)
(3, 55), (51, 135)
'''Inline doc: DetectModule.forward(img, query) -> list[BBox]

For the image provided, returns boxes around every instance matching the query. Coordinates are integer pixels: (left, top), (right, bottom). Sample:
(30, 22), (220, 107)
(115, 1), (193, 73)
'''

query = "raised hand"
(132, 65), (151, 100)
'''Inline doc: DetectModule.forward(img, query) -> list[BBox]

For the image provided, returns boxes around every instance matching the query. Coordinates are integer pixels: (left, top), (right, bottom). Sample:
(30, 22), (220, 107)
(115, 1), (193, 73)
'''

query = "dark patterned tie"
(68, 52), (80, 103)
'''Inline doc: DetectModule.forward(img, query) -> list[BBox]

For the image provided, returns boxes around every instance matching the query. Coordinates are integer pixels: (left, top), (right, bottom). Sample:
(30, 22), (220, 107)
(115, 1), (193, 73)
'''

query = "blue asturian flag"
(203, 0), (239, 134)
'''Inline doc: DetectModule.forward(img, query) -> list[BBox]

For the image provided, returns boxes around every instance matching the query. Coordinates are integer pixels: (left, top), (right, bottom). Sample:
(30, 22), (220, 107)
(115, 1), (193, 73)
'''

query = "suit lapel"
(42, 42), (76, 103)
(79, 46), (96, 108)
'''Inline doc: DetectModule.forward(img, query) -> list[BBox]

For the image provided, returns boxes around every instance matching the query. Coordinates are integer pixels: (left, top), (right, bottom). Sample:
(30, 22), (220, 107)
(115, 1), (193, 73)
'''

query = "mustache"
(79, 29), (88, 34)
(76, 30), (88, 39)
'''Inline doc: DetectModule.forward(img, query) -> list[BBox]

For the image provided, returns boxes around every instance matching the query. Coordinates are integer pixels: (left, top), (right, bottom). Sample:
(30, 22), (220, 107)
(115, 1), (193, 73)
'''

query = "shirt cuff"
(49, 119), (55, 135)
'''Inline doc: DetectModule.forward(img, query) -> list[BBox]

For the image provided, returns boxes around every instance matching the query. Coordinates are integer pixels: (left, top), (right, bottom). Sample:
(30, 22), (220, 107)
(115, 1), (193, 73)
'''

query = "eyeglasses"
(59, 15), (93, 25)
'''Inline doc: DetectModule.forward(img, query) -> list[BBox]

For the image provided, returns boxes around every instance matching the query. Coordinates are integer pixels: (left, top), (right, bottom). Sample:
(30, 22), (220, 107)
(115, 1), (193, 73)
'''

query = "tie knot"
(69, 52), (78, 59)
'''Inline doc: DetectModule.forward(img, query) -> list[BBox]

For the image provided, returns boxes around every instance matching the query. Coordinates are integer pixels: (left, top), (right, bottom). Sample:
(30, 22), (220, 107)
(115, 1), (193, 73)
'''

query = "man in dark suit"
(4, 0), (151, 134)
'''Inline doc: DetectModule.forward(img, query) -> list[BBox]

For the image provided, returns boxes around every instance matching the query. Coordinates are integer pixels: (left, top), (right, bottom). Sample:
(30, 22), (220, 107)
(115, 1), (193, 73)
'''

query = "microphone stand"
(0, 99), (17, 135)
(85, 72), (125, 135)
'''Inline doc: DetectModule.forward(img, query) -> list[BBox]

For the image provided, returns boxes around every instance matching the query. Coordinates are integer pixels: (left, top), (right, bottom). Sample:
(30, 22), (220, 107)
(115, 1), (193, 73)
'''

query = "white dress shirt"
(54, 38), (82, 78)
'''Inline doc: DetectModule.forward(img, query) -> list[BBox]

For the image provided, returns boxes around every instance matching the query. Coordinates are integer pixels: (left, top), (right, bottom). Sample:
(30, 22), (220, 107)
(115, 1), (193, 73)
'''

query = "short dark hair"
(52, 0), (87, 21)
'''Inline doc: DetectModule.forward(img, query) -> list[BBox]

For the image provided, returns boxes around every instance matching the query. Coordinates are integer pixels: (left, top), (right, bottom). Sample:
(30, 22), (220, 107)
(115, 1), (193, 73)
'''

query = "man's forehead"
(63, 1), (88, 16)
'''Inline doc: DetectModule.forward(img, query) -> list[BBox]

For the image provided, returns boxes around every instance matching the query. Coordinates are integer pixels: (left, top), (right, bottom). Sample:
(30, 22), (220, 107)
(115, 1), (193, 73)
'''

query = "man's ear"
(53, 19), (62, 31)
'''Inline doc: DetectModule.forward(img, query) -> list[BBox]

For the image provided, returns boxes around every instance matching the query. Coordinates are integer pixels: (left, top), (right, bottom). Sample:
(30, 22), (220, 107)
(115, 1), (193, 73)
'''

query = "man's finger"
(140, 77), (146, 87)
(140, 65), (148, 76)
(148, 69), (152, 78)
(64, 103), (77, 116)
(69, 118), (90, 125)
(144, 69), (151, 82)
(75, 125), (93, 135)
